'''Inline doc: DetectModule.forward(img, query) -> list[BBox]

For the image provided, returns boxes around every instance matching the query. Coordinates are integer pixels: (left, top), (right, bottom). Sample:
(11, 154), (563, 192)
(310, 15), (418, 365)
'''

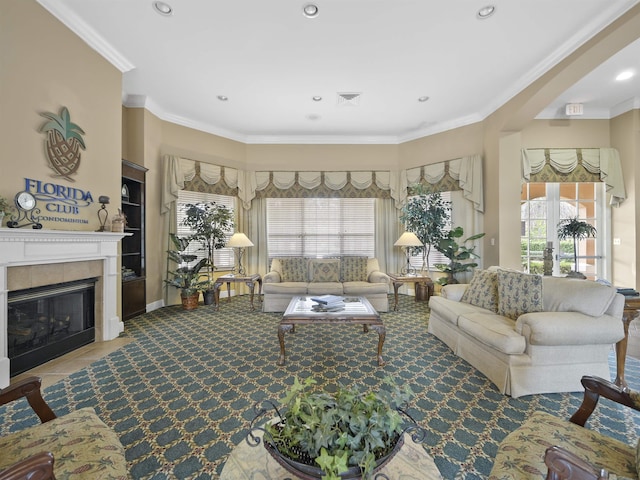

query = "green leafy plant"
(400, 189), (451, 275)
(557, 217), (597, 275)
(165, 233), (208, 297)
(180, 202), (234, 284)
(264, 377), (414, 480)
(0, 196), (12, 215)
(434, 226), (485, 285)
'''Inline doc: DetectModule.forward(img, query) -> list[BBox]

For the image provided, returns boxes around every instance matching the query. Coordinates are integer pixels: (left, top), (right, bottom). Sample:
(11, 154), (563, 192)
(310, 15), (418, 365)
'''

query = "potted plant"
(165, 233), (208, 310)
(400, 188), (451, 275)
(180, 202), (234, 305)
(0, 195), (12, 226)
(248, 377), (421, 480)
(434, 226), (485, 285)
(557, 217), (597, 278)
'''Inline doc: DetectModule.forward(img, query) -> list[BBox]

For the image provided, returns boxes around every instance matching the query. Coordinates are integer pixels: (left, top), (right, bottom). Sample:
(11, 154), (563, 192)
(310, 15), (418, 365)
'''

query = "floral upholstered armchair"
(0, 376), (128, 479)
(489, 375), (640, 480)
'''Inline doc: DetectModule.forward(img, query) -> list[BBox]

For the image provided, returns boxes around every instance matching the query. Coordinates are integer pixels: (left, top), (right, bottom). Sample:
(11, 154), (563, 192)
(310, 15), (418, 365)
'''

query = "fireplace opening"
(8, 278), (97, 376)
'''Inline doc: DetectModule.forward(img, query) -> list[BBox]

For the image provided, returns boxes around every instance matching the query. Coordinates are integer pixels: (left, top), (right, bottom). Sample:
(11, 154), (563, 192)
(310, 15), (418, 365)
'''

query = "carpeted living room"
(3, 1), (640, 479)
(2, 294), (640, 479)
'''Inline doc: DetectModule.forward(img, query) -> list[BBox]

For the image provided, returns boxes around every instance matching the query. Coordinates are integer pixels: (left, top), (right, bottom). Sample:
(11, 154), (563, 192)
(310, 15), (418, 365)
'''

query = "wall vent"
(337, 92), (362, 107)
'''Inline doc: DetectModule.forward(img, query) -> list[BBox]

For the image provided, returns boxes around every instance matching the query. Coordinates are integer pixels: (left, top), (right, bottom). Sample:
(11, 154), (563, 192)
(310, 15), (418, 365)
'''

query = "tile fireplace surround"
(0, 228), (127, 388)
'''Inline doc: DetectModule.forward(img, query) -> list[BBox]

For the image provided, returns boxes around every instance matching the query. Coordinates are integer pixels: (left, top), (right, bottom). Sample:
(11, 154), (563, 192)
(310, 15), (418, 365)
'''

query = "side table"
(213, 274), (262, 311)
(388, 273), (434, 311)
(614, 296), (640, 389)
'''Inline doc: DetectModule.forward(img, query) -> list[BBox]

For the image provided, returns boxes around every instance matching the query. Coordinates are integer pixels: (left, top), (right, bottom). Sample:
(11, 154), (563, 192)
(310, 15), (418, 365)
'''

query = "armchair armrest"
(544, 446), (608, 480)
(263, 271), (281, 283)
(569, 375), (640, 427)
(0, 452), (55, 480)
(368, 271), (389, 284)
(0, 376), (56, 423)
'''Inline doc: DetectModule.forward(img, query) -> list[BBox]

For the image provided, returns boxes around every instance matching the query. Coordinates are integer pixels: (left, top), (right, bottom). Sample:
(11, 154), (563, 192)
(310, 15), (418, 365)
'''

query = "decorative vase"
(181, 292), (200, 310)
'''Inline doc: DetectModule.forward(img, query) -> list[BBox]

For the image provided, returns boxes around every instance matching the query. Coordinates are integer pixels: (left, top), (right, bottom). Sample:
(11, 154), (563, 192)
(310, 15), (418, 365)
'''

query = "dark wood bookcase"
(121, 160), (148, 320)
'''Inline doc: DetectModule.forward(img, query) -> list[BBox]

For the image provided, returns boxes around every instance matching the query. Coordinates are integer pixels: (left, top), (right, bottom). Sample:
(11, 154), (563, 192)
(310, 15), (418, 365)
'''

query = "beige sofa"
(262, 257), (390, 312)
(428, 268), (625, 398)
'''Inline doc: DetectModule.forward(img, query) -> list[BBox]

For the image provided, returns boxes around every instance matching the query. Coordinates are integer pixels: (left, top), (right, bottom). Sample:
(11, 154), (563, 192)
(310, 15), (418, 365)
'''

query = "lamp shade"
(227, 232), (254, 248)
(394, 232), (423, 247)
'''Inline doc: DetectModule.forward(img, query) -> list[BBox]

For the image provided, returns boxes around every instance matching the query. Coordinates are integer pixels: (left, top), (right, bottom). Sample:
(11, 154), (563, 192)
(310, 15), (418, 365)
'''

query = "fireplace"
(8, 278), (97, 376)
(0, 228), (127, 388)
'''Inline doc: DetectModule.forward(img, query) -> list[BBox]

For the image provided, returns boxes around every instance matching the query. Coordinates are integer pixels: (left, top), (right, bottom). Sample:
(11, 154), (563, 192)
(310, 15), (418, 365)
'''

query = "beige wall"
(0, 0), (121, 232)
(611, 110), (640, 288)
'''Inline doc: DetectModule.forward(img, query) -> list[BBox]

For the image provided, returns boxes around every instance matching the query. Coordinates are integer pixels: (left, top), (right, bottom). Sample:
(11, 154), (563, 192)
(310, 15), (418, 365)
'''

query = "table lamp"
(394, 232), (423, 275)
(227, 233), (254, 276)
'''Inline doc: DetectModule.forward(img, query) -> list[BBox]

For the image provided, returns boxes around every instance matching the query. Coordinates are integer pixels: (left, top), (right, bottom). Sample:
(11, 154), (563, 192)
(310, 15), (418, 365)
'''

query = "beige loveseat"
(262, 257), (390, 312)
(428, 268), (625, 398)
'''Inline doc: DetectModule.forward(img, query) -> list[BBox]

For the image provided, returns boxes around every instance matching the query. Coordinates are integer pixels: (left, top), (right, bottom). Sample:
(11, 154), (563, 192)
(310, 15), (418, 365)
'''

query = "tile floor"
(10, 337), (133, 389)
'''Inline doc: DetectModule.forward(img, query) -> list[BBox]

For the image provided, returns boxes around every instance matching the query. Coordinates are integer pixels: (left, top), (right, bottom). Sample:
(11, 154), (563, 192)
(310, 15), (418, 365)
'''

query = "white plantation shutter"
(176, 190), (236, 269)
(267, 198), (375, 257)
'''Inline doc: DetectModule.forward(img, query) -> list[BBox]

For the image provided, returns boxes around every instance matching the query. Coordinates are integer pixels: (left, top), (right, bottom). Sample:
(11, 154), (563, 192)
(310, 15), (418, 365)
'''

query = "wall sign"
(39, 107), (86, 182)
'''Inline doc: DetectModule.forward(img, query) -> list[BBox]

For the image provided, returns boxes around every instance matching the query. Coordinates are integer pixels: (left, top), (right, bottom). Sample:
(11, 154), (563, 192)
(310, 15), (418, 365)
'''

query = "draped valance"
(161, 154), (484, 213)
(521, 148), (626, 207)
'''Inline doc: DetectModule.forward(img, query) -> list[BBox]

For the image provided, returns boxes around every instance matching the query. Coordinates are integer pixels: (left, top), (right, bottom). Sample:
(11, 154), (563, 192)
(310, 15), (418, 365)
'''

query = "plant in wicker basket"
(247, 377), (420, 480)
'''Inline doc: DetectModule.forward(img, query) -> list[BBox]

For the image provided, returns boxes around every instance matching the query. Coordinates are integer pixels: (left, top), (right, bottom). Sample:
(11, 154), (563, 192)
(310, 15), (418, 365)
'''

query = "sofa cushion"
(461, 269), (499, 312)
(309, 259), (340, 282)
(542, 276), (618, 317)
(428, 296), (489, 326)
(341, 256), (368, 282)
(0, 407), (128, 479)
(458, 312), (526, 354)
(343, 281), (389, 296)
(280, 258), (308, 282)
(262, 282), (308, 295)
(497, 270), (543, 320)
(306, 282), (344, 295)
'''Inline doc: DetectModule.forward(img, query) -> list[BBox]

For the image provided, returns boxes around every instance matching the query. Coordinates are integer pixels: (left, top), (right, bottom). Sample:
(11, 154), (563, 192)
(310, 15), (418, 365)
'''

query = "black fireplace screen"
(8, 278), (97, 376)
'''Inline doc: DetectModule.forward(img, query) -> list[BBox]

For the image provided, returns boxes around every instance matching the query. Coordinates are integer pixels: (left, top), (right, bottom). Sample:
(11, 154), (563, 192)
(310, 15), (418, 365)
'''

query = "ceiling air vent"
(337, 92), (362, 107)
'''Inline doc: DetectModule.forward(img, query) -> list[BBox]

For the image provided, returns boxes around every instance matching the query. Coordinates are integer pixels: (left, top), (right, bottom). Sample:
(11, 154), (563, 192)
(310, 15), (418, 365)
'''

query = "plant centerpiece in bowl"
(247, 377), (423, 480)
(180, 202), (234, 305)
(165, 233), (208, 310)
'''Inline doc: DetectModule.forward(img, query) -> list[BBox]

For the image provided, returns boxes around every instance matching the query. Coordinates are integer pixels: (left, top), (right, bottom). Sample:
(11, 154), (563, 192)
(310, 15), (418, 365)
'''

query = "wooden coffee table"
(278, 296), (386, 366)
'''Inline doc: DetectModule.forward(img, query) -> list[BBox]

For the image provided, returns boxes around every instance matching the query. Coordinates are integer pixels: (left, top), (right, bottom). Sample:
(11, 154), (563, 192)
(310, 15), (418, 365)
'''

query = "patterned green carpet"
(2, 295), (640, 479)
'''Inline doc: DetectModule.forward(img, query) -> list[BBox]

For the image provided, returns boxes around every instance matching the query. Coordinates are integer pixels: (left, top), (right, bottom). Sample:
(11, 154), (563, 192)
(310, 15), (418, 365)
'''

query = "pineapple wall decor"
(39, 107), (86, 182)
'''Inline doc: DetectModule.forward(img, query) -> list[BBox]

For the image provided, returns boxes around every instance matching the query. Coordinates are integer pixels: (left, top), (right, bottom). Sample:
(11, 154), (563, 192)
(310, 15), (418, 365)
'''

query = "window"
(176, 190), (236, 270)
(521, 182), (607, 280)
(267, 198), (375, 257)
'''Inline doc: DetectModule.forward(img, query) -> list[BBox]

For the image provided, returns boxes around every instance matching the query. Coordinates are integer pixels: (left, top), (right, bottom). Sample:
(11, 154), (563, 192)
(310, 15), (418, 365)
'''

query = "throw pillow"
(497, 270), (543, 320)
(341, 256), (368, 282)
(280, 258), (308, 282)
(460, 269), (499, 313)
(310, 259), (340, 282)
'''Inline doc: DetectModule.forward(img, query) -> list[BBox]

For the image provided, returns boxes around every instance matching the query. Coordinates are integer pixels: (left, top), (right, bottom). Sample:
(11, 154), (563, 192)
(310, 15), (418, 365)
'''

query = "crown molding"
(611, 96), (640, 118)
(37, 0), (135, 73)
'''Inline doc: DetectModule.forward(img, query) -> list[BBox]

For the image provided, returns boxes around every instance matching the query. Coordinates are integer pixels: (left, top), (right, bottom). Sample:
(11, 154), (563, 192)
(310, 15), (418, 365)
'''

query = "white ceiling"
(38, 0), (640, 144)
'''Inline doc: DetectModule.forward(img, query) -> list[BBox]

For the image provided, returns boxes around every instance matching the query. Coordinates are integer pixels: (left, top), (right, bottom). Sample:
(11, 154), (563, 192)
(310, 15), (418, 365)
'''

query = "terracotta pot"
(181, 292), (200, 310)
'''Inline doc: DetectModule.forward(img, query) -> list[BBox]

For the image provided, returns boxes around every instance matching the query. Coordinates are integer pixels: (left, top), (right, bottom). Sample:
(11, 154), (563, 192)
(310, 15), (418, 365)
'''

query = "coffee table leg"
(369, 324), (386, 366)
(277, 324), (294, 366)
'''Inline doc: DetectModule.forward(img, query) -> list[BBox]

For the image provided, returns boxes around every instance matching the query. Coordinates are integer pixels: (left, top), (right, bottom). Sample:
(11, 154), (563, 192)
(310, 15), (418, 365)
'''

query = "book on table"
(310, 294), (345, 310)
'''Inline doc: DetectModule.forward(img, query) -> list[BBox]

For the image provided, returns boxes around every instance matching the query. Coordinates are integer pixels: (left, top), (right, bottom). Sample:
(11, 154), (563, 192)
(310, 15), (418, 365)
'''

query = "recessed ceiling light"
(217, 95), (228, 101)
(307, 114), (321, 121)
(476, 5), (496, 19)
(616, 70), (635, 81)
(418, 96), (429, 102)
(303, 4), (319, 18)
(312, 96), (322, 102)
(153, 1), (173, 16)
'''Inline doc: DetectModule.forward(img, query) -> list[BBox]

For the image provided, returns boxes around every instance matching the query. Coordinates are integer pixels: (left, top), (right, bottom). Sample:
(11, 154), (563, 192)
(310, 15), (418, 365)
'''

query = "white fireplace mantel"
(0, 228), (128, 388)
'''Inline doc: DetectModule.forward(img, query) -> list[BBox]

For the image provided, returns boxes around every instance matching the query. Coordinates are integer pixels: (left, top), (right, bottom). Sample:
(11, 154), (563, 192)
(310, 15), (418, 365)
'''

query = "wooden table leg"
(369, 324), (386, 366)
(392, 282), (401, 311)
(277, 324), (294, 366)
(213, 281), (223, 311)
(245, 279), (256, 310)
(615, 311), (637, 389)
(226, 282), (232, 303)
